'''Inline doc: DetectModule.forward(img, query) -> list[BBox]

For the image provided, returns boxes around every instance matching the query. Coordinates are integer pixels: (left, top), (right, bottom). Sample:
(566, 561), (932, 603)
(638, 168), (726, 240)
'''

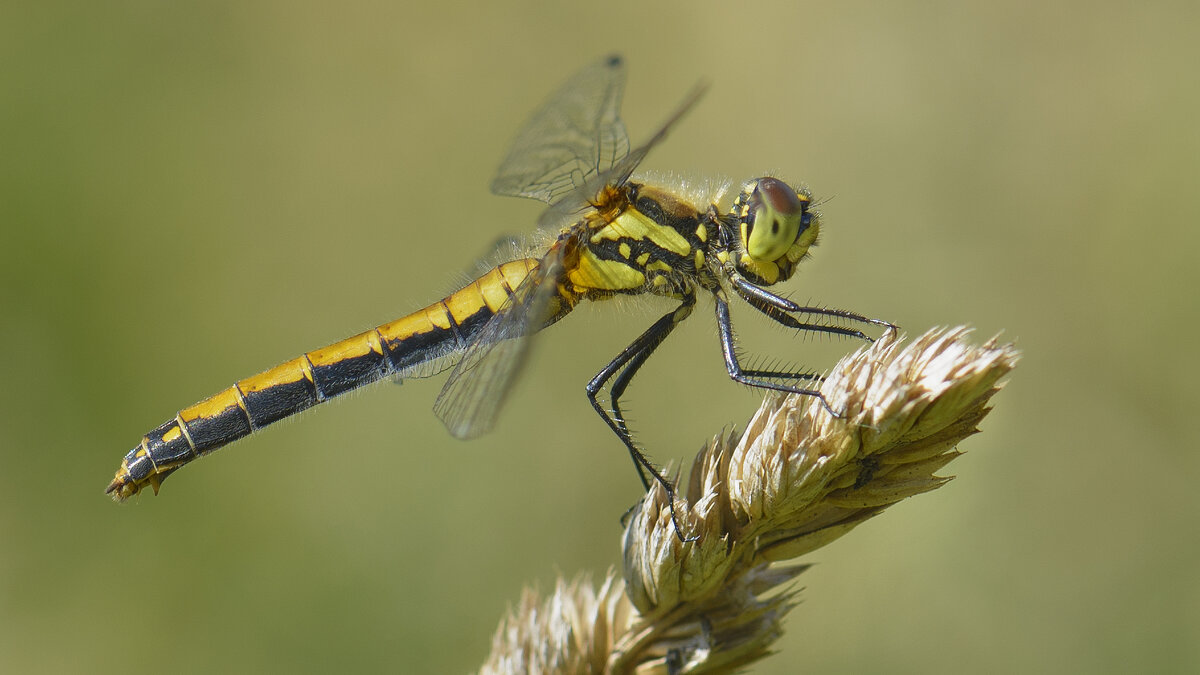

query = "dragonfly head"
(728, 177), (819, 285)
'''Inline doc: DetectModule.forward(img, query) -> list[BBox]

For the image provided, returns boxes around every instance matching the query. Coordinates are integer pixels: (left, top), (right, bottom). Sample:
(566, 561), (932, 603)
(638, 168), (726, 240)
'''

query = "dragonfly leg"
(730, 274), (897, 338)
(715, 296), (843, 417)
(742, 294), (875, 341)
(587, 292), (697, 541)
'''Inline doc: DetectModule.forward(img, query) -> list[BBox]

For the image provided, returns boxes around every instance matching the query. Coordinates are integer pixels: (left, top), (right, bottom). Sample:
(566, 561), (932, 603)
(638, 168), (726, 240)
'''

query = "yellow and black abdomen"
(107, 259), (540, 500)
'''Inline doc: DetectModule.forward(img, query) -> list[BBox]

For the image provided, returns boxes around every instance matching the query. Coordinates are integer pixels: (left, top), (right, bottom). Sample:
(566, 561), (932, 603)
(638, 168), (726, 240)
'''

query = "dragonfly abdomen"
(107, 258), (541, 501)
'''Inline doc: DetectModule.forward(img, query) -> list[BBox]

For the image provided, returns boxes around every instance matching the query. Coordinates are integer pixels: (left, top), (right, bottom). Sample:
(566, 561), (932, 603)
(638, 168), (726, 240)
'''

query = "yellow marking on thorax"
(568, 250), (645, 290)
(591, 209), (692, 257)
(738, 254), (781, 285)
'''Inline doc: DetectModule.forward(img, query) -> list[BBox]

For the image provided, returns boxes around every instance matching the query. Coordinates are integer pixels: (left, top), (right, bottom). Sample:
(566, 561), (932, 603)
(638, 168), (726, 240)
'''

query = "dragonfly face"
(729, 177), (820, 285)
(108, 55), (891, 532)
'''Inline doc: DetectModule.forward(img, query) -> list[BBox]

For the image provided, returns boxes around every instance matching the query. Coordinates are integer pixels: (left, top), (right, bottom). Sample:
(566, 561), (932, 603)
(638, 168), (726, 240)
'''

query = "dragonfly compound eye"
(741, 177), (811, 262)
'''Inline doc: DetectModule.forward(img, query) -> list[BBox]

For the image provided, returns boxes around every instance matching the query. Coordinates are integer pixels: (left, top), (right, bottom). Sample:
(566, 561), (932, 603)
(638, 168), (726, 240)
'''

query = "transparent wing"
(606, 81), (707, 191)
(436, 62), (709, 439)
(490, 54), (630, 205)
(531, 80), (709, 231)
(432, 245), (568, 439)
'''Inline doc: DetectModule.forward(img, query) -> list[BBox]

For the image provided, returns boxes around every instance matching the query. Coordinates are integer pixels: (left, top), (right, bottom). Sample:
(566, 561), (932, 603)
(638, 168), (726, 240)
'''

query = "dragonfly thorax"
(726, 177), (819, 286)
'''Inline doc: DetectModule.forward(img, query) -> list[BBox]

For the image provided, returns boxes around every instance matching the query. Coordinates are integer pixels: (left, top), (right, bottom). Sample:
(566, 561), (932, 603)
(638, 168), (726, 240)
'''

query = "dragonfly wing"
(490, 54), (630, 205)
(532, 80), (710, 231)
(608, 81), (708, 190)
(440, 61), (709, 437)
(432, 246), (568, 440)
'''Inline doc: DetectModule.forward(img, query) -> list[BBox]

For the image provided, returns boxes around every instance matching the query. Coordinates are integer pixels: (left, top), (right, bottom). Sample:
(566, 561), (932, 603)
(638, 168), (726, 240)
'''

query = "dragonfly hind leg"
(586, 292), (697, 541)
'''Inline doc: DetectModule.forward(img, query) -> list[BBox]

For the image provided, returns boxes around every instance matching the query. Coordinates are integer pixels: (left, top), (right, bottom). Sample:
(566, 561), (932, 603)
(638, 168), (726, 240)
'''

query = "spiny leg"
(604, 344), (661, 483)
(727, 276), (897, 399)
(723, 292), (896, 466)
(729, 274), (896, 333)
(587, 292), (695, 483)
(739, 291), (877, 342)
(715, 296), (843, 417)
(587, 314), (673, 488)
(736, 367), (824, 384)
(587, 292), (696, 540)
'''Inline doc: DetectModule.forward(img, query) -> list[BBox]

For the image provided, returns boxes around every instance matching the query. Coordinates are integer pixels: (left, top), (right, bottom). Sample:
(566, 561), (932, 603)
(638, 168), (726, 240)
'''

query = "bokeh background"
(3, 1), (1196, 672)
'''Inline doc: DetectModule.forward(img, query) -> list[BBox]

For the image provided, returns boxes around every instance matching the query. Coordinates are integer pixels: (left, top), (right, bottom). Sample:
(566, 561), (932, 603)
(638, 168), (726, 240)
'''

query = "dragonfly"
(107, 55), (890, 533)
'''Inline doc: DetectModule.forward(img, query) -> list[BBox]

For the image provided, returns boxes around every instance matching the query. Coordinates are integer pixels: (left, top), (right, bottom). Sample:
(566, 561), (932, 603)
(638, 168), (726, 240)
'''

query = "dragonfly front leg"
(729, 274), (896, 339)
(727, 277), (898, 394)
(715, 295), (840, 415)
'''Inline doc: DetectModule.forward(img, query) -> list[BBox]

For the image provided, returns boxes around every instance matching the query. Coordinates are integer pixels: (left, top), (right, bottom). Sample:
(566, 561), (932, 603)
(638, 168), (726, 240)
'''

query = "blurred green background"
(3, 1), (1196, 672)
